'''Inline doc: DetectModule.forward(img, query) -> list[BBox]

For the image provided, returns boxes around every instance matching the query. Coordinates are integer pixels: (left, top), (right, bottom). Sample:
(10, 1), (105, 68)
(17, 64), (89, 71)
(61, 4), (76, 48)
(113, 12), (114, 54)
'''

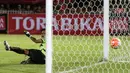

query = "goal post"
(45, 0), (53, 73)
(103, 0), (109, 61)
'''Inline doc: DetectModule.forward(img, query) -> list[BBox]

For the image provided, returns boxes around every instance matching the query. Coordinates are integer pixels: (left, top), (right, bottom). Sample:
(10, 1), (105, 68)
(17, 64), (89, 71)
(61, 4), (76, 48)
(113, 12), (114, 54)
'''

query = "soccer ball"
(110, 38), (121, 49)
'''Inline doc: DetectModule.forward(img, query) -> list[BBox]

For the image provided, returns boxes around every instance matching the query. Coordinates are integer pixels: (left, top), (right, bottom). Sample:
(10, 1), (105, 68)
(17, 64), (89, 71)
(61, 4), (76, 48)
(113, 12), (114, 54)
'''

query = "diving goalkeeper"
(4, 29), (46, 64)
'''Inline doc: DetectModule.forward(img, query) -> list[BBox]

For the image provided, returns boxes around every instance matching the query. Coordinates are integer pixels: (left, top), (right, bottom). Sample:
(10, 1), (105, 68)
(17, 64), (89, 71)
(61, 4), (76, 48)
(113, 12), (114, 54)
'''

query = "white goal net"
(51, 0), (130, 73)
(109, 0), (130, 62)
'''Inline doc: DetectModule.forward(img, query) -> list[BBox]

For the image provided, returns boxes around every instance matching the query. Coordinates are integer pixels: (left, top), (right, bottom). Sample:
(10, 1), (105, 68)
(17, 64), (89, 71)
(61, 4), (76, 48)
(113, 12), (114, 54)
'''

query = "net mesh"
(109, 0), (130, 63)
(52, 0), (130, 73)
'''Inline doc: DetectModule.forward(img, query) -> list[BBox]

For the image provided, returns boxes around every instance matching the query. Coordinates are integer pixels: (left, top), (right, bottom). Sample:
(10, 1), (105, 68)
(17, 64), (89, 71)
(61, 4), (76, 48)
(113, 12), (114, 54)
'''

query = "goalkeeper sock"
(10, 47), (25, 54)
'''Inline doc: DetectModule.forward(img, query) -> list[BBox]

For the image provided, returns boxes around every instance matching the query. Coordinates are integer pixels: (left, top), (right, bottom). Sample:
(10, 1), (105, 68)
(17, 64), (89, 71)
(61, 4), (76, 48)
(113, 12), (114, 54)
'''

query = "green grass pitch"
(0, 34), (130, 73)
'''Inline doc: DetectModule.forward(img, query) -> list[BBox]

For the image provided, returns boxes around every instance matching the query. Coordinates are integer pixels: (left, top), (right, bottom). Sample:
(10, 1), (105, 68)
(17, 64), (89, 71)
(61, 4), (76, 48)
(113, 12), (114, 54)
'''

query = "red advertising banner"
(8, 14), (104, 35)
(8, 14), (45, 34)
(53, 14), (103, 35)
(0, 16), (6, 30)
(109, 17), (128, 35)
(8, 14), (129, 35)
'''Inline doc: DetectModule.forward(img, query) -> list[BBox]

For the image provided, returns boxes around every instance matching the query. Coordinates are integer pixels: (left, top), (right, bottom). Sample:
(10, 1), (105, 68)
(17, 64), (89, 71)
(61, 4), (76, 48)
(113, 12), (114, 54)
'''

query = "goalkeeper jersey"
(39, 38), (46, 55)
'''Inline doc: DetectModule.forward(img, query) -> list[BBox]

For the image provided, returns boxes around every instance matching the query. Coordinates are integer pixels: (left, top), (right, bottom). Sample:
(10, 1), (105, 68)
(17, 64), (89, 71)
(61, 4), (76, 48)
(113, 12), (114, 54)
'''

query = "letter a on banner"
(0, 16), (6, 30)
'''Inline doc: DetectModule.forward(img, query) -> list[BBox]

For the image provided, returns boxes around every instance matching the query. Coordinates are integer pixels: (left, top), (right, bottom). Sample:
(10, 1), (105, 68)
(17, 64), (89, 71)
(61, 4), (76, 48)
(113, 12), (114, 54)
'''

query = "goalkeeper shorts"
(28, 49), (45, 64)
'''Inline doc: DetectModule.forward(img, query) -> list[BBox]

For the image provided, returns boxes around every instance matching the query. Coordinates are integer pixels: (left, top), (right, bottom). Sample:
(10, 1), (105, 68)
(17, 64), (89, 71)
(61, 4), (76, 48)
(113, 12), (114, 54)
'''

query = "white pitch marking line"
(59, 62), (106, 73)
(109, 60), (130, 63)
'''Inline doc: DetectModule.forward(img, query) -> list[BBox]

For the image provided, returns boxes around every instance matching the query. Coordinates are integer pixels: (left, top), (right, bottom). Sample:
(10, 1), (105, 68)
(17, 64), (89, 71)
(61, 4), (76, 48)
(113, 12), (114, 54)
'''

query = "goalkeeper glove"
(24, 31), (32, 38)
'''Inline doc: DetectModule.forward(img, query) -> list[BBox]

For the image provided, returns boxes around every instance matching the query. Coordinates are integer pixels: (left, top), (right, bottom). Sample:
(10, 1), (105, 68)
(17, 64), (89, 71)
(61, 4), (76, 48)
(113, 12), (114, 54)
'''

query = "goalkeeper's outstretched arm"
(30, 37), (42, 43)
(24, 31), (42, 43)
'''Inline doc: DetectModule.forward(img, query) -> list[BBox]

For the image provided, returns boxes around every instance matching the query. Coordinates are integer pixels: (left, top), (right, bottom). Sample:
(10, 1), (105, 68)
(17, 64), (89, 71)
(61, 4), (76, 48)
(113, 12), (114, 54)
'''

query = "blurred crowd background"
(0, 4), (45, 14)
(0, 0), (45, 14)
(0, 0), (103, 14)
(0, 0), (129, 15)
